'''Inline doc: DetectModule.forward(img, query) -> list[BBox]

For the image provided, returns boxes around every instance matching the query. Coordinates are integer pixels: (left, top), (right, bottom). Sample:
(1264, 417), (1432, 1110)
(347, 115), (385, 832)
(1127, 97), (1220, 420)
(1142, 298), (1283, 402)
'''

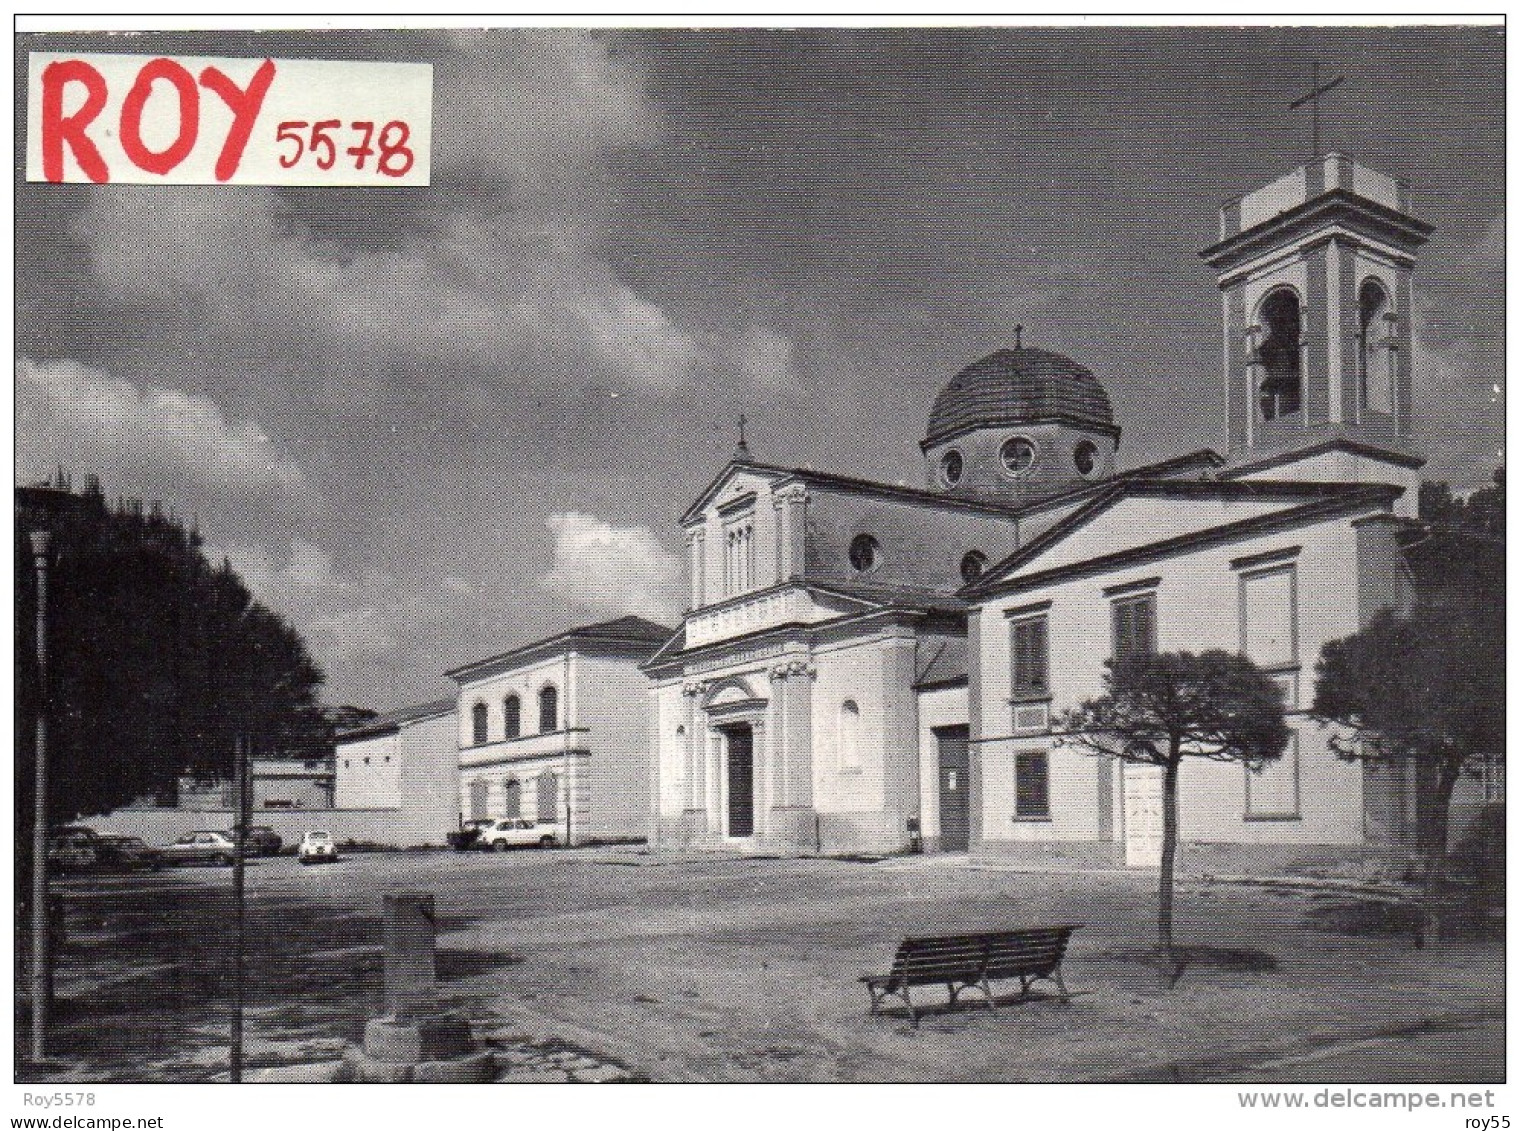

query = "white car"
(298, 830), (339, 865)
(478, 818), (563, 850)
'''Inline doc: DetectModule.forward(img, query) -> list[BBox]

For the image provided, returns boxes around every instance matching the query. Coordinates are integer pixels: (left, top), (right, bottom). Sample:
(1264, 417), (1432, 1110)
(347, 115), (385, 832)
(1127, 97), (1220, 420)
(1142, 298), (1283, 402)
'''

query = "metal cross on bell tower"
(1289, 61), (1346, 160)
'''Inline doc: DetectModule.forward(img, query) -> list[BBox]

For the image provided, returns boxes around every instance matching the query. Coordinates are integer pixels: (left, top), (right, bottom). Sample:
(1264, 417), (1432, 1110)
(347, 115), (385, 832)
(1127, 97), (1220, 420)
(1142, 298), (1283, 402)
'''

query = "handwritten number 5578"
(276, 119), (414, 176)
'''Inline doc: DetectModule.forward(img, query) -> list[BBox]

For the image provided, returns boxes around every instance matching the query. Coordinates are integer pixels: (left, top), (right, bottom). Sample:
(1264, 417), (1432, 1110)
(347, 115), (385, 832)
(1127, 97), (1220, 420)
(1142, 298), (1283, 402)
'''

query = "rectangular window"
(1241, 565), (1296, 668)
(1015, 751), (1051, 819)
(1111, 592), (1156, 661)
(1246, 731), (1300, 819)
(1010, 614), (1050, 700)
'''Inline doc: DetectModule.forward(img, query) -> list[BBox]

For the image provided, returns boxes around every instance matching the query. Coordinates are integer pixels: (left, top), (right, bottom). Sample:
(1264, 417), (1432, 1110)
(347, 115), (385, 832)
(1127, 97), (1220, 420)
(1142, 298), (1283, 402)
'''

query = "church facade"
(646, 152), (1460, 862)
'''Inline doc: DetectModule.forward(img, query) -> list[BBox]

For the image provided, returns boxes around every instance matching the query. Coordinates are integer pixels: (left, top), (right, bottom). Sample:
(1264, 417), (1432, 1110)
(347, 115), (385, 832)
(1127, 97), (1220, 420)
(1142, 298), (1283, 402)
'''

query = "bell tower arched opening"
(1358, 279), (1395, 417)
(1256, 289), (1303, 422)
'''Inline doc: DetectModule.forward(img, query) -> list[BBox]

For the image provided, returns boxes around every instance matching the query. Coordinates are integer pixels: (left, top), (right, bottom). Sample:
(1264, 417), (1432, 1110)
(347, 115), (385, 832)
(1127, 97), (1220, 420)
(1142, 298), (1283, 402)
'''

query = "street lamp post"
(28, 527), (53, 1064)
(17, 484), (80, 1065)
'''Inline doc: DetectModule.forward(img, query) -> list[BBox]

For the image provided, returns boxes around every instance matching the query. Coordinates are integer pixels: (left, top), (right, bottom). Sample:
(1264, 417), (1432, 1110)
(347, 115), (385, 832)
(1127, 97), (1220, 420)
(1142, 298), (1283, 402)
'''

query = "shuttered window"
(471, 702), (489, 745)
(1010, 615), (1050, 700)
(1111, 593), (1156, 661)
(1015, 751), (1051, 818)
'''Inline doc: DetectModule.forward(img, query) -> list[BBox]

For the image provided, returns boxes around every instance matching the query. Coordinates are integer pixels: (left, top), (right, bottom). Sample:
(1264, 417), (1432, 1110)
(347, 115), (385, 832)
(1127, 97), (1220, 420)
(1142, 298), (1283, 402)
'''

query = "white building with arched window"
(447, 616), (672, 844)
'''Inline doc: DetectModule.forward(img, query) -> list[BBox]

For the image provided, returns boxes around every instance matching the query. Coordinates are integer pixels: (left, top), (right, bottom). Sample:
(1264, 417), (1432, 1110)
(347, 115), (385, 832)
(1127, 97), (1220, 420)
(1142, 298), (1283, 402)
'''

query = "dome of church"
(924, 347), (1117, 446)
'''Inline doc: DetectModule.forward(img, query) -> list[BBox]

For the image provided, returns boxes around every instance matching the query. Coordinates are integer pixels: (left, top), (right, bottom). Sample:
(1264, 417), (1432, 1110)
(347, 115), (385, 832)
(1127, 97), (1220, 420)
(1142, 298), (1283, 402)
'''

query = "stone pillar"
(765, 658), (818, 852)
(382, 892), (438, 1017)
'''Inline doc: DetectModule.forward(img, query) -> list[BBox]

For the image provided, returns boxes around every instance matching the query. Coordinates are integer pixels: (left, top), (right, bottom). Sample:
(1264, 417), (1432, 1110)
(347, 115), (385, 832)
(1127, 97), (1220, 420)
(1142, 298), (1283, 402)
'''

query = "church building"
(646, 152), (1457, 864)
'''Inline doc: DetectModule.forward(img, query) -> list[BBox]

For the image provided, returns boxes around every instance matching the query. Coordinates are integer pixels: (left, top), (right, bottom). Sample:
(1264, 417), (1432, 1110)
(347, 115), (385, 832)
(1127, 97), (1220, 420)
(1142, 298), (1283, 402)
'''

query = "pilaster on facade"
(772, 483), (809, 583)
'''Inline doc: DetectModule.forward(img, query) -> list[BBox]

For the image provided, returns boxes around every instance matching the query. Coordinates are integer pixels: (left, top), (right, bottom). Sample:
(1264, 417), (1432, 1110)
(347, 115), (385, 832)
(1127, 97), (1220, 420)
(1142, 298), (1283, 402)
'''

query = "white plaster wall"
(335, 732), (400, 809)
(395, 712), (459, 846)
(977, 508), (1375, 847)
(651, 680), (688, 820)
(1240, 166), (1308, 229)
(811, 635), (888, 815)
(1234, 451), (1418, 517)
(576, 653), (656, 840)
(1009, 494), (1296, 580)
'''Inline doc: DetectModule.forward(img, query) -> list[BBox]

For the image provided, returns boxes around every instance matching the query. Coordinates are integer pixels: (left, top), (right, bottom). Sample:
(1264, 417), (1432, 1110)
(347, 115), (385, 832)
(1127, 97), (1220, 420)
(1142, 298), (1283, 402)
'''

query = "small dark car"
(95, 835), (163, 871)
(240, 826), (283, 856)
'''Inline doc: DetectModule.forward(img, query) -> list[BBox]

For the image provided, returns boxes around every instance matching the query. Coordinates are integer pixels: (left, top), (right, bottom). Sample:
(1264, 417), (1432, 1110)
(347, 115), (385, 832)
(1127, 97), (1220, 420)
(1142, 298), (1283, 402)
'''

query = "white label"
(27, 52), (431, 185)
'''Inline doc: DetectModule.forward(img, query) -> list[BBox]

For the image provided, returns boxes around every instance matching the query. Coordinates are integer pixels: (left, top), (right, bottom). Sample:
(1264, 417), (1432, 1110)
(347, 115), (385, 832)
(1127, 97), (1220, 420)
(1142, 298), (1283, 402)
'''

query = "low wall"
(89, 807), (444, 849)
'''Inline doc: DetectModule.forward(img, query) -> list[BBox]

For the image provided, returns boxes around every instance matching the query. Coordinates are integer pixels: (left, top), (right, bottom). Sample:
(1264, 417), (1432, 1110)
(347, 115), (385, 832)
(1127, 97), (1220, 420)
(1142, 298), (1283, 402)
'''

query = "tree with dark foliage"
(1313, 604), (1503, 935)
(15, 480), (324, 873)
(1058, 651), (1290, 968)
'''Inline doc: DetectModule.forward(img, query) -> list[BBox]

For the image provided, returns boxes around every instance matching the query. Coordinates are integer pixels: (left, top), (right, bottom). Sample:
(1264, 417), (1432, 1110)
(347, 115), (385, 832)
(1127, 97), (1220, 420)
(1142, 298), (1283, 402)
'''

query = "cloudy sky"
(15, 23), (1505, 710)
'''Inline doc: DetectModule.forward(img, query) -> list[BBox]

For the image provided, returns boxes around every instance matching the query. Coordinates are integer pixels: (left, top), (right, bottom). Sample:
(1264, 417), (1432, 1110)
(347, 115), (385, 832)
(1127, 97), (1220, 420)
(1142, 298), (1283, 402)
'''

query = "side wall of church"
(975, 506), (1383, 855)
(802, 484), (1021, 593)
(810, 626), (919, 854)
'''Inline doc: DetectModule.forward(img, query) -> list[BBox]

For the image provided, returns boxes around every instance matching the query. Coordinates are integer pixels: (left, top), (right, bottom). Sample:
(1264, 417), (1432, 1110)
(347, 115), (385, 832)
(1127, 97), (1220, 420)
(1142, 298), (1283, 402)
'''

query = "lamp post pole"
(230, 732), (250, 1082)
(28, 527), (53, 1064)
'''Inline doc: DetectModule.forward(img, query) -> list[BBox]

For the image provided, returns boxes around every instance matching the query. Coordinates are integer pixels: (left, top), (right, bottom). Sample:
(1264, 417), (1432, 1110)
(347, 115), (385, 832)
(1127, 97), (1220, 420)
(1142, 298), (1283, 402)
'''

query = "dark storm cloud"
(14, 24), (1505, 708)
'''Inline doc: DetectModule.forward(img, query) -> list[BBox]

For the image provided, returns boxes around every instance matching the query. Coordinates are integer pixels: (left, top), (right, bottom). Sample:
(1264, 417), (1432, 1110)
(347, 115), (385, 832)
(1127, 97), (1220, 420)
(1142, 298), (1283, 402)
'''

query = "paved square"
(36, 850), (1503, 1082)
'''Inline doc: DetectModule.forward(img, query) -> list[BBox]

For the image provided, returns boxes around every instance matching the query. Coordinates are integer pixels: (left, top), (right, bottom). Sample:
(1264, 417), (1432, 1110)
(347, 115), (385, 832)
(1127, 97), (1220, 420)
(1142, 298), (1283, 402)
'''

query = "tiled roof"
(925, 348), (1117, 446)
(338, 698), (455, 741)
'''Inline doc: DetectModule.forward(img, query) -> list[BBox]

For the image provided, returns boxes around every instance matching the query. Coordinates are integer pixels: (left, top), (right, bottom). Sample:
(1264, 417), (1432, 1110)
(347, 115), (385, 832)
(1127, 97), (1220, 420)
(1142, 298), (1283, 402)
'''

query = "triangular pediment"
(679, 460), (788, 526)
(974, 480), (1393, 591)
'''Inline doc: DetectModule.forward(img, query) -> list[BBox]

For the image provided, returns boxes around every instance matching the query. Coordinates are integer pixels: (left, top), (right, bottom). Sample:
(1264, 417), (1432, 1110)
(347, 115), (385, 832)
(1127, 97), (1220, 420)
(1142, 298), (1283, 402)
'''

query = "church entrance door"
(936, 726), (971, 852)
(724, 725), (755, 838)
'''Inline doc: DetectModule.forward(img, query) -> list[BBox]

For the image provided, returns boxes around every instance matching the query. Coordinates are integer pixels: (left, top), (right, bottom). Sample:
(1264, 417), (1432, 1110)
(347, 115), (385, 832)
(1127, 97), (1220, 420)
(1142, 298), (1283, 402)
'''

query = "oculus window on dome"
(848, 534), (881, 573)
(960, 550), (988, 584)
(1073, 440), (1101, 479)
(939, 449), (964, 487)
(999, 436), (1037, 477)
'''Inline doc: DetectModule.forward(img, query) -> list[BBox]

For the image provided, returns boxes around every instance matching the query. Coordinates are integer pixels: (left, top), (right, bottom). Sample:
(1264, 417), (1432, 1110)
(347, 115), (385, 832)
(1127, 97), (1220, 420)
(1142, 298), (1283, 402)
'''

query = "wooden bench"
(861, 925), (1080, 1025)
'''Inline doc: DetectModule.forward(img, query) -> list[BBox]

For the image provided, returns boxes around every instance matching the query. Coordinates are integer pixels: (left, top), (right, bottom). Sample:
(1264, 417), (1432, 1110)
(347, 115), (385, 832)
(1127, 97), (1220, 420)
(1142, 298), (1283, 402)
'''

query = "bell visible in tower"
(1255, 289), (1302, 421)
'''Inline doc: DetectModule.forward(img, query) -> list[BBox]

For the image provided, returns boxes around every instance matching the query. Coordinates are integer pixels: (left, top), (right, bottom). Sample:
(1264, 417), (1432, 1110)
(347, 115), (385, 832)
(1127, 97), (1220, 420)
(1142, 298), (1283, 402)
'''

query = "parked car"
(448, 819), (494, 852)
(298, 830), (339, 865)
(95, 835), (163, 872)
(239, 826), (283, 856)
(47, 826), (101, 871)
(478, 818), (564, 850)
(159, 830), (238, 867)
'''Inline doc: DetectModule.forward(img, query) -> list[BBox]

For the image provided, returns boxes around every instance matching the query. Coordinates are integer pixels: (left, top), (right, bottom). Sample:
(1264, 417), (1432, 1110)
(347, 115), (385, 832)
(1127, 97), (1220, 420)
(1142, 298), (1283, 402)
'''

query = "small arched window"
(503, 694), (521, 739)
(839, 700), (862, 772)
(1256, 289), (1302, 421)
(539, 684), (559, 733)
(471, 701), (489, 746)
(1358, 280), (1394, 416)
(504, 777), (521, 818)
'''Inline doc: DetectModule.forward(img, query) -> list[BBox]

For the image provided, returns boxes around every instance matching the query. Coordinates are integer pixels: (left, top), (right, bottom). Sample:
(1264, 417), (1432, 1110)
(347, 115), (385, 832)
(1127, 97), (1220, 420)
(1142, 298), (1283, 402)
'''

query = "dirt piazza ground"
(26, 848), (1504, 1083)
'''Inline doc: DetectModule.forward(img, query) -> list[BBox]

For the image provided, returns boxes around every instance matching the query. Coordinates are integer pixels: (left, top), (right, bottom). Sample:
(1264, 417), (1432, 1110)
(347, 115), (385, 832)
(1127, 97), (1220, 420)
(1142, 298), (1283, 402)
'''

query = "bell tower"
(1201, 153), (1433, 494)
